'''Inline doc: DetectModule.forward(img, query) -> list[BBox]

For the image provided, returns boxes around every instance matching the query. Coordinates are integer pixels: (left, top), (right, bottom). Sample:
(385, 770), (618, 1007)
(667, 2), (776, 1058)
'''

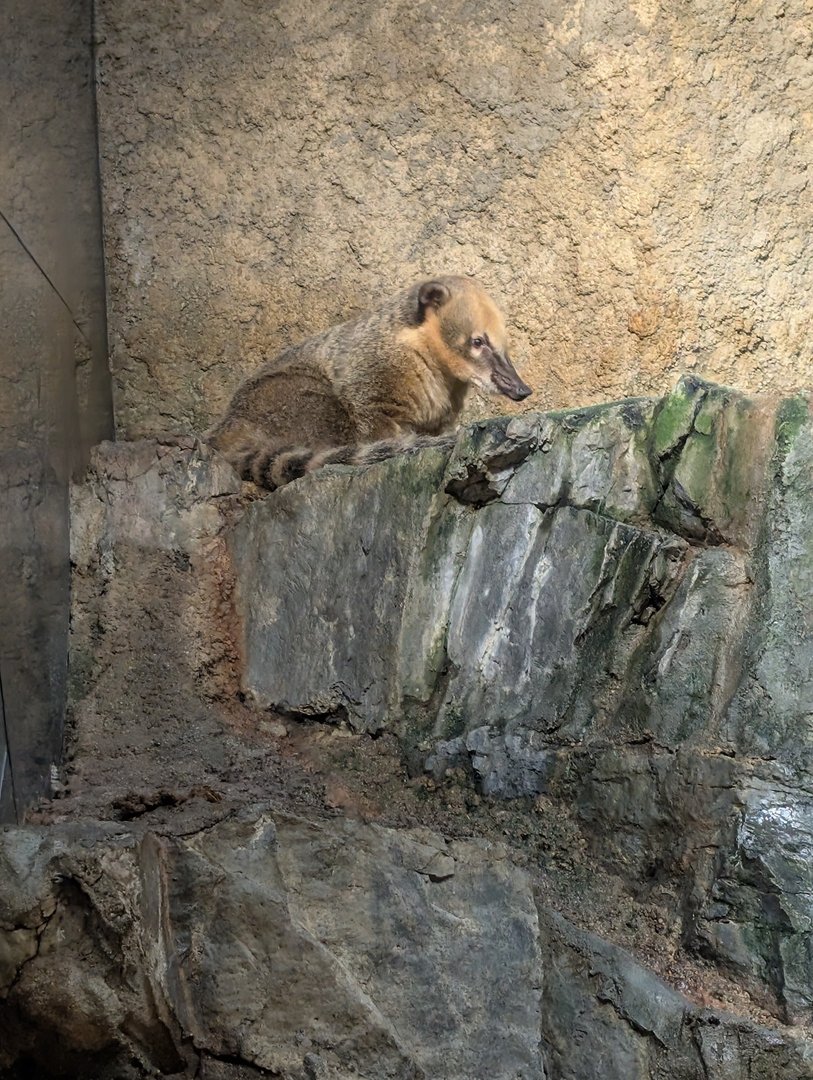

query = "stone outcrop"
(4, 378), (813, 1077)
(229, 376), (813, 1030)
(0, 814), (545, 1078)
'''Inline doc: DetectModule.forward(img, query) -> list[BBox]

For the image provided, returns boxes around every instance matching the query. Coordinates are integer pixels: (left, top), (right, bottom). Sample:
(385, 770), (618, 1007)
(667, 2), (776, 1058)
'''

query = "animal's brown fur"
(207, 275), (531, 490)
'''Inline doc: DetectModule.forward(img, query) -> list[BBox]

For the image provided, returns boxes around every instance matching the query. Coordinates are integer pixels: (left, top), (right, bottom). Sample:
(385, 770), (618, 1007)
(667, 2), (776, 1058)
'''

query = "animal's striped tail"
(228, 432), (456, 491)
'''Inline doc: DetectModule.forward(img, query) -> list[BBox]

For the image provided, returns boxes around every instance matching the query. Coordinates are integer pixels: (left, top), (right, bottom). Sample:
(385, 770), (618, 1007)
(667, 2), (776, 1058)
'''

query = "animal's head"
(416, 276), (532, 401)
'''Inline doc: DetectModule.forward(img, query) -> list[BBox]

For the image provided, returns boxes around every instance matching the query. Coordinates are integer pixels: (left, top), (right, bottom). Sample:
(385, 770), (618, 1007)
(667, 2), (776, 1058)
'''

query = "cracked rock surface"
(2, 814), (544, 1078)
(2, 812), (812, 1079)
(4, 378), (813, 1077)
(232, 377), (813, 1031)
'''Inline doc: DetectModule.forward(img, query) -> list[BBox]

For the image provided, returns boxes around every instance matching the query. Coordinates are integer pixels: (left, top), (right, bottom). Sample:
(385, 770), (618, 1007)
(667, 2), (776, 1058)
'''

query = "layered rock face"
(3, 378), (813, 1078)
(232, 376), (813, 1029)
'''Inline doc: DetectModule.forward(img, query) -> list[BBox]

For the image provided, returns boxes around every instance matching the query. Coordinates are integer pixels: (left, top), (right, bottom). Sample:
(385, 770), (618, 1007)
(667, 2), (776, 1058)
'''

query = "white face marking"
(469, 369), (498, 394)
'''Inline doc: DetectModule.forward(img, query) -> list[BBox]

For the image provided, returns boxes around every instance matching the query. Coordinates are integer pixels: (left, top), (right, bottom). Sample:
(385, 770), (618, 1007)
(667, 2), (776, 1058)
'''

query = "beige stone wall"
(97, 0), (813, 438)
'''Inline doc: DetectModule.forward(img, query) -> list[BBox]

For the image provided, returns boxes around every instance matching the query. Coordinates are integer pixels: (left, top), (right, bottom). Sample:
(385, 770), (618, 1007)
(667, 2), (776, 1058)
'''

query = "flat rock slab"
(1, 812), (810, 1080)
(0, 812), (543, 1078)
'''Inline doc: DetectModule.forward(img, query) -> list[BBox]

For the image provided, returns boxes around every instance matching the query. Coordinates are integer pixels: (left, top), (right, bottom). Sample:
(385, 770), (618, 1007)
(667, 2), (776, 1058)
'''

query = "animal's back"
(208, 298), (401, 456)
(208, 276), (531, 490)
(208, 355), (355, 459)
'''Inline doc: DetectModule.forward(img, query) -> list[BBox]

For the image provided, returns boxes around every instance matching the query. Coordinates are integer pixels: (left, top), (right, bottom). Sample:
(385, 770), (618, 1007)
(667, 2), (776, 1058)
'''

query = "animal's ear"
(418, 280), (451, 312)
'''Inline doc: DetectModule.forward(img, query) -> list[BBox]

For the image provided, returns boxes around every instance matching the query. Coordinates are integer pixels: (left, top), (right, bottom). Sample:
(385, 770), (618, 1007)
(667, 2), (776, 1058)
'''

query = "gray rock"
(230, 447), (453, 730)
(55, 377), (813, 1074)
(538, 906), (813, 1080)
(0, 813), (544, 1079)
(695, 780), (813, 1026)
(2, 813), (811, 1079)
(223, 377), (813, 1025)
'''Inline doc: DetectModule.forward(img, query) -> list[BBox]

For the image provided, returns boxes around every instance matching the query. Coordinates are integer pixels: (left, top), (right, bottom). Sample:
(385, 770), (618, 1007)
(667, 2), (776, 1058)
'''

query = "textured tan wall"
(2, 0), (112, 466)
(97, 0), (813, 438)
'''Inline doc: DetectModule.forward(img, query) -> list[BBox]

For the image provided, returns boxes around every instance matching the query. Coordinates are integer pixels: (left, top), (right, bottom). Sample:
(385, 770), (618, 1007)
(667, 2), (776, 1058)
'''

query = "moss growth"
(675, 418), (719, 497)
(715, 396), (765, 533)
(692, 396), (719, 436)
(651, 377), (706, 460)
(775, 395), (810, 460)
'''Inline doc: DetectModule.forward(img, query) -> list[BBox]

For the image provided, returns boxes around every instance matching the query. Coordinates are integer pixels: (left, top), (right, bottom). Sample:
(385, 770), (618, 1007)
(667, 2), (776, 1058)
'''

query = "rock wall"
(96, 0), (813, 439)
(3, 378), (808, 1077)
(229, 377), (813, 1029)
(3, 813), (811, 1079)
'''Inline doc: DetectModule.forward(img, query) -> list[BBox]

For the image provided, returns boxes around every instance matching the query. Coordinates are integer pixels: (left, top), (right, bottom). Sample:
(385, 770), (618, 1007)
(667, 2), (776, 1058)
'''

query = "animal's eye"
(471, 337), (485, 349)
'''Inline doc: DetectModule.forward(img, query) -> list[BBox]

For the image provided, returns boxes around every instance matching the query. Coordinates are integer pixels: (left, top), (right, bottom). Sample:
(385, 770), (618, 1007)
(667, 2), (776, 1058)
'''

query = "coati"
(207, 275), (531, 490)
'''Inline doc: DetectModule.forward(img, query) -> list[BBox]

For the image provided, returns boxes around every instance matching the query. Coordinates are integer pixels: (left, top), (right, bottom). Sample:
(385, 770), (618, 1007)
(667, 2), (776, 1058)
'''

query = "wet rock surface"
(3, 378), (813, 1077)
